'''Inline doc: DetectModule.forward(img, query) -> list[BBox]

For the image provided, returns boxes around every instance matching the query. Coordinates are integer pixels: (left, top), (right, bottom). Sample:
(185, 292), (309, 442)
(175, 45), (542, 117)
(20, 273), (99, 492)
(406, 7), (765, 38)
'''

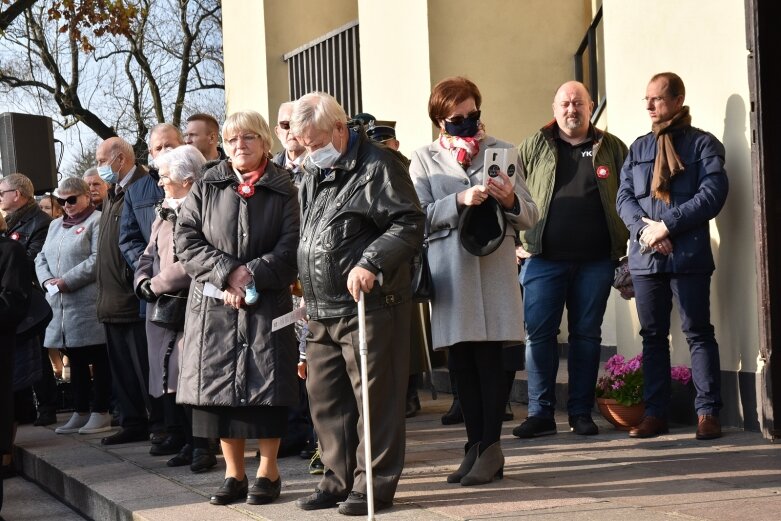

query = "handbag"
(411, 222), (434, 302)
(149, 204), (189, 330)
(150, 288), (189, 330)
(612, 256), (634, 300)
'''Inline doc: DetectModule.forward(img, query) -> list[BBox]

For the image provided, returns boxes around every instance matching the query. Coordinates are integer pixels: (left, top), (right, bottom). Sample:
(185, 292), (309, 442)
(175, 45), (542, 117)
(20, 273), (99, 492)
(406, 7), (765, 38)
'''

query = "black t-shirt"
(540, 134), (611, 261)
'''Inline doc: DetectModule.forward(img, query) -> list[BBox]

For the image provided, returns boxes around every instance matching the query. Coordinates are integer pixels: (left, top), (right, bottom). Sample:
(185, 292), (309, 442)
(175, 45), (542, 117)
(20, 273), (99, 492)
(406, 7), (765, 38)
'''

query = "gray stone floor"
(8, 393), (781, 520)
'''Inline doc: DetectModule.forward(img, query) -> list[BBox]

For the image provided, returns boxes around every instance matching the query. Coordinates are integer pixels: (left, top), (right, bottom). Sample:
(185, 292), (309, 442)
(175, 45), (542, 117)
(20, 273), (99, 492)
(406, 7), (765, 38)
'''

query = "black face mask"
(445, 115), (480, 138)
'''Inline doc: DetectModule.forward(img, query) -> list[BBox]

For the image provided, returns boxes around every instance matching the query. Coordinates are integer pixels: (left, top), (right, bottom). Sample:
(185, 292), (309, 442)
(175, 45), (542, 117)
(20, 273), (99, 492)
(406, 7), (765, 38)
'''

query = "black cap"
(458, 197), (507, 256)
(367, 121), (396, 142)
(351, 113), (376, 126)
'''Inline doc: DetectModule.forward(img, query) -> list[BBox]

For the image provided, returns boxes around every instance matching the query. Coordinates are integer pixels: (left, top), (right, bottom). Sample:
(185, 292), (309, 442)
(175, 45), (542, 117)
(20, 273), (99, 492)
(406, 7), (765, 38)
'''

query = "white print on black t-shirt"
(581, 150), (593, 158)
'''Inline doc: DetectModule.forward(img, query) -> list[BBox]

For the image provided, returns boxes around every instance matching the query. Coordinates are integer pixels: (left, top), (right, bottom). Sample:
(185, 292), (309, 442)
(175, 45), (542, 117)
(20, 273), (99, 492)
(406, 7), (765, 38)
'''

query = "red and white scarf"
(438, 124), (486, 169)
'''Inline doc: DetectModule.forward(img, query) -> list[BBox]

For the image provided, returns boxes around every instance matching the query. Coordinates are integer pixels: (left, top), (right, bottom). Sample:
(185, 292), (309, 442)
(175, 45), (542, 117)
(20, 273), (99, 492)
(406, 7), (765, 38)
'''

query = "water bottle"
(245, 282), (259, 305)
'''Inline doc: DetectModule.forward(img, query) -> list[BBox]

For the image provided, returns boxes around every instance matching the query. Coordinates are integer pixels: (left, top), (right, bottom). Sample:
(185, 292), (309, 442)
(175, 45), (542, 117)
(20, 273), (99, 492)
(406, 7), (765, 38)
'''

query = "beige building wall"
(602, 0), (757, 372)
(222, 0), (269, 117)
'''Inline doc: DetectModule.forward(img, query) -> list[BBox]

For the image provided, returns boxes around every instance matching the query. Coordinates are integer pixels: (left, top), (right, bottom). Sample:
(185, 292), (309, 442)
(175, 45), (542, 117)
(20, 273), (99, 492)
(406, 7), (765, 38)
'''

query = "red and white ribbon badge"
(596, 165), (609, 179)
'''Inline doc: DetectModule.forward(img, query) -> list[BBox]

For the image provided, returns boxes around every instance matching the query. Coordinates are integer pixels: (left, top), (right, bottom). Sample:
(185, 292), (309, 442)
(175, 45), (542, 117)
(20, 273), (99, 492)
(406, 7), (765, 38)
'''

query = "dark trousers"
(449, 342), (505, 448)
(33, 344), (58, 413)
(633, 272), (723, 417)
(104, 322), (151, 430)
(306, 302), (411, 503)
(65, 345), (111, 414)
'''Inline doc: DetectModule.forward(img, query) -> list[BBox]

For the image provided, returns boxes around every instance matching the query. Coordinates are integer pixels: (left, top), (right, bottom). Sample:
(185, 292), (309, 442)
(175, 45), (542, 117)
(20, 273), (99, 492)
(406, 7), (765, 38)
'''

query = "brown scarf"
(651, 106), (691, 204)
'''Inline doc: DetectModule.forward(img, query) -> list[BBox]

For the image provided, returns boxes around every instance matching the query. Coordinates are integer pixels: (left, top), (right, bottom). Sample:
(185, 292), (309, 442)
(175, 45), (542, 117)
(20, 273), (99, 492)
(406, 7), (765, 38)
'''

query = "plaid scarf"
(651, 106), (691, 204)
(438, 123), (486, 169)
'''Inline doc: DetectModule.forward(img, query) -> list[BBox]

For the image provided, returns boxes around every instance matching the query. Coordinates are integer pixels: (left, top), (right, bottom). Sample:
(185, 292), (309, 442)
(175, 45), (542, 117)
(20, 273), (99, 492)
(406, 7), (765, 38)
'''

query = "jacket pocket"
(319, 220), (363, 300)
(632, 161), (653, 198)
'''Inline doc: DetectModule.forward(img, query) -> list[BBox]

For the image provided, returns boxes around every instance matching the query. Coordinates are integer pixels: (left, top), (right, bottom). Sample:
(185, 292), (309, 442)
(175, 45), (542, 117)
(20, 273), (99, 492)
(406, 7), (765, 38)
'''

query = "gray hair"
(290, 92), (348, 136)
(56, 177), (90, 197)
(149, 123), (185, 144)
(153, 145), (207, 184)
(222, 111), (273, 151)
(0, 173), (34, 199)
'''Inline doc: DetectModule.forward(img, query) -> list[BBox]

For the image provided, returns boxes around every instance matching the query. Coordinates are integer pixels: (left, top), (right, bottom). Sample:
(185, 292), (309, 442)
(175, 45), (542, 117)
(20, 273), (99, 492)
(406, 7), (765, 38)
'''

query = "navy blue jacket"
(119, 167), (164, 271)
(616, 126), (728, 274)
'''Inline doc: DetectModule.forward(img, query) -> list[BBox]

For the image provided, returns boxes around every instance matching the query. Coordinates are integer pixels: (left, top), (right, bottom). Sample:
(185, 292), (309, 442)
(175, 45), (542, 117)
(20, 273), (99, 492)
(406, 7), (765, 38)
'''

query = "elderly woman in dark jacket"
(1, 213), (32, 504)
(134, 145), (216, 472)
(176, 110), (300, 506)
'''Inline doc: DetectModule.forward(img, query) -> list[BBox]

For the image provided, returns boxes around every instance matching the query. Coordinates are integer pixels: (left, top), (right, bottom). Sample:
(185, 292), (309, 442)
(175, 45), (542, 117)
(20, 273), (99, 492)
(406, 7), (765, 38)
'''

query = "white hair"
(154, 145), (207, 184)
(290, 92), (348, 136)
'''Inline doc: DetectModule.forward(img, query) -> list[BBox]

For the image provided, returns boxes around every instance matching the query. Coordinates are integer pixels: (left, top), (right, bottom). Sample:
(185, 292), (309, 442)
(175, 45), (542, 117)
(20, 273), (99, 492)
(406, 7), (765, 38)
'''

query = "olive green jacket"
(518, 121), (629, 260)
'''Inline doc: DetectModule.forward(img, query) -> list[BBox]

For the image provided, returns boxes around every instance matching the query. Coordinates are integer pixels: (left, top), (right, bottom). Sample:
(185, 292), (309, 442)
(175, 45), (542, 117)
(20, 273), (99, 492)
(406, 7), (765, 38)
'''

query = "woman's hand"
(457, 185), (489, 207)
(48, 278), (69, 293)
(223, 285), (245, 309)
(227, 265), (253, 289)
(486, 169), (516, 209)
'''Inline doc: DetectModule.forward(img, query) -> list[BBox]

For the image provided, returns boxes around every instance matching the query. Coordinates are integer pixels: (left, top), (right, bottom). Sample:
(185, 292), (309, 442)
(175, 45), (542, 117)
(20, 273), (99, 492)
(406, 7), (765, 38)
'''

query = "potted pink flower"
(595, 354), (692, 430)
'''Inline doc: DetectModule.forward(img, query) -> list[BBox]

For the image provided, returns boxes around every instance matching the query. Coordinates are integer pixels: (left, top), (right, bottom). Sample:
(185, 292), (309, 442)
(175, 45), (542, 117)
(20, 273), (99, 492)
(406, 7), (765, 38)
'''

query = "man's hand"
(653, 237), (674, 256)
(347, 266), (376, 302)
(640, 217), (670, 246)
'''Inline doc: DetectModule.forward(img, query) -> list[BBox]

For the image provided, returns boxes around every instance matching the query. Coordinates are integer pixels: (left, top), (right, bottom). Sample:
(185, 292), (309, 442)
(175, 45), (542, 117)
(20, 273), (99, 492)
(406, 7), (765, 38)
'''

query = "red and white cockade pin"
(75, 227), (86, 234)
(10, 232), (20, 241)
(596, 165), (610, 179)
(237, 183), (255, 198)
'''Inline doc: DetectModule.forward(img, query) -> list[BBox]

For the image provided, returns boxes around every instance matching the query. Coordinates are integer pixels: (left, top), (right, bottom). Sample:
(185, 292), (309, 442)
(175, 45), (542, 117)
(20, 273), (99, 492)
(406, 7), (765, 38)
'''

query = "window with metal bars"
(283, 21), (362, 116)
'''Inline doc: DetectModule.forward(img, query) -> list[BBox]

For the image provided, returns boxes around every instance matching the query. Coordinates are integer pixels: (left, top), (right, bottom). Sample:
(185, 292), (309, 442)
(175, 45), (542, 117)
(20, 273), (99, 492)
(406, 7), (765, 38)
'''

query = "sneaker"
(337, 491), (392, 516)
(512, 416), (557, 438)
(568, 414), (599, 436)
(55, 412), (89, 434)
(309, 448), (324, 475)
(78, 412), (113, 434)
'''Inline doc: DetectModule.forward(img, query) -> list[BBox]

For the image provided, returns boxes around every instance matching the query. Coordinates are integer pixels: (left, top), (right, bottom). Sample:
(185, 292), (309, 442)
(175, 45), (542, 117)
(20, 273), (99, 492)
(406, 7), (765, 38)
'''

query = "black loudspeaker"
(0, 112), (57, 194)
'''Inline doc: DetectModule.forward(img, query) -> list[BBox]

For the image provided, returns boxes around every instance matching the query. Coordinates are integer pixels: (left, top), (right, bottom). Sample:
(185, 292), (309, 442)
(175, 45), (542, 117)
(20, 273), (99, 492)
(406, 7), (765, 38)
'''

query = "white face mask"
(308, 141), (341, 169)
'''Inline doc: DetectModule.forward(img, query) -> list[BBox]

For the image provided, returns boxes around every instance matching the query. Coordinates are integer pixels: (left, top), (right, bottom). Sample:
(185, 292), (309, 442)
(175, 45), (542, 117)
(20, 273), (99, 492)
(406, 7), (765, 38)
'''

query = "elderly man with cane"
(290, 92), (424, 516)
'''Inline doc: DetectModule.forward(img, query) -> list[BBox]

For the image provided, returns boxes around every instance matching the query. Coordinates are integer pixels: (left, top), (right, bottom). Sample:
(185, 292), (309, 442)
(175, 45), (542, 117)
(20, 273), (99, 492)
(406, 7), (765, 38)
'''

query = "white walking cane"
(357, 290), (375, 520)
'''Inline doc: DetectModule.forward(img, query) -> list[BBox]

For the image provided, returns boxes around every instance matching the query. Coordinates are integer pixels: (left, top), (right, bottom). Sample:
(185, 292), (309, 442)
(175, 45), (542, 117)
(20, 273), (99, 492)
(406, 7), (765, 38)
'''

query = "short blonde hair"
(222, 111), (273, 151)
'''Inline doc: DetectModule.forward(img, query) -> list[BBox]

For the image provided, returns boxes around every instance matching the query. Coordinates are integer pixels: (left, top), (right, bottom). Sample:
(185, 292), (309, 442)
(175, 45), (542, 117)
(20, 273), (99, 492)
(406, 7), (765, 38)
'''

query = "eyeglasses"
(643, 96), (668, 104)
(446, 110), (481, 126)
(278, 121), (290, 131)
(56, 195), (80, 206)
(226, 133), (259, 147)
(0, 189), (18, 197)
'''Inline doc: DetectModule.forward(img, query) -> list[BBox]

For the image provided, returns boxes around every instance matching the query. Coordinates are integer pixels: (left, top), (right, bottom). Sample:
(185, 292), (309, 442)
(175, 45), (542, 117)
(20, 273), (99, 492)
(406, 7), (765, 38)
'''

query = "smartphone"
(483, 147), (518, 185)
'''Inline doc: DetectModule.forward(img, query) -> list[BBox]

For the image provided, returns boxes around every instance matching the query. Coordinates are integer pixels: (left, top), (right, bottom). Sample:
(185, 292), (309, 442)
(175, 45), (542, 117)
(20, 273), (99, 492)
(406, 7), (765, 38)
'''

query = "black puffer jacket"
(175, 160), (300, 407)
(298, 130), (424, 320)
(5, 201), (51, 285)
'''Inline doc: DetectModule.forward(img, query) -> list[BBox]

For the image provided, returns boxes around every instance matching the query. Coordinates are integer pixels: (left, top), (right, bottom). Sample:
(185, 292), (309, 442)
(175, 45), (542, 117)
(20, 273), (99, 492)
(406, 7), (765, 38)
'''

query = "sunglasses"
(446, 110), (481, 126)
(278, 121), (290, 130)
(56, 195), (80, 205)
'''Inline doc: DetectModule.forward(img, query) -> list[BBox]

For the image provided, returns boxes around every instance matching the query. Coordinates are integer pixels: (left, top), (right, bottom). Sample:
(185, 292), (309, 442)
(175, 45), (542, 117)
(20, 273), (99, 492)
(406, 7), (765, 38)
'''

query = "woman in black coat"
(176, 110), (300, 506)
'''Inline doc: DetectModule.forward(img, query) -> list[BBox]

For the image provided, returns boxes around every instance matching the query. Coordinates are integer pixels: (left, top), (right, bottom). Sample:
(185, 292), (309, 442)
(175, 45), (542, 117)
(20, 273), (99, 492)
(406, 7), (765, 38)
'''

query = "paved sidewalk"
(10, 393), (781, 520)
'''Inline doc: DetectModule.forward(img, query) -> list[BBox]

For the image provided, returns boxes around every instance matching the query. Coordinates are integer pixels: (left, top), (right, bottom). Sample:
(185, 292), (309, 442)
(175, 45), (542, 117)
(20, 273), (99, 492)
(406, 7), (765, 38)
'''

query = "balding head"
(552, 81), (593, 143)
(96, 136), (135, 182)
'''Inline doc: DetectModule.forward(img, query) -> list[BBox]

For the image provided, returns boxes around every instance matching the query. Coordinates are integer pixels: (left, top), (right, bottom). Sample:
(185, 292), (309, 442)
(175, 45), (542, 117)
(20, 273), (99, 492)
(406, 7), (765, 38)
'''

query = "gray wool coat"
(35, 211), (106, 348)
(409, 136), (539, 350)
(134, 202), (190, 398)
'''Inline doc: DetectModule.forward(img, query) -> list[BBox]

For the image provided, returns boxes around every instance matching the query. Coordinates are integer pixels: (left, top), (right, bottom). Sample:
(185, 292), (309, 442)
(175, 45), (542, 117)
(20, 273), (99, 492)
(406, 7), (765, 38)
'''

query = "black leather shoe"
(247, 477), (281, 505)
(166, 444), (192, 467)
(295, 488), (347, 510)
(337, 491), (392, 516)
(150, 435), (185, 456)
(209, 476), (248, 505)
(149, 431), (167, 445)
(190, 448), (218, 473)
(441, 399), (464, 425)
(405, 391), (421, 418)
(101, 428), (148, 446)
(569, 414), (599, 436)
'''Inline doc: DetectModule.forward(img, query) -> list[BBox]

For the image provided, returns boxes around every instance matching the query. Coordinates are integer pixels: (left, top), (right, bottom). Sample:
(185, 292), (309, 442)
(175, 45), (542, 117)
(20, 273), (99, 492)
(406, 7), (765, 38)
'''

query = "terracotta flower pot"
(597, 398), (645, 431)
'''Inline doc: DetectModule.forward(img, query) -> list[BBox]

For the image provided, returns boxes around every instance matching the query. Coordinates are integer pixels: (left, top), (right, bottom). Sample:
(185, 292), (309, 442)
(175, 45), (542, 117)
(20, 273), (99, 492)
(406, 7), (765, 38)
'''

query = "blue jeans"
(632, 272), (722, 418)
(521, 257), (615, 418)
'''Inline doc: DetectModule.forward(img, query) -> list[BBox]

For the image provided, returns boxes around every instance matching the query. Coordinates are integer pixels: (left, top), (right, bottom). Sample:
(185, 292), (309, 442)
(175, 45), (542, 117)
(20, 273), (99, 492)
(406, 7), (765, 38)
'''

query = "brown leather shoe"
(628, 416), (669, 438)
(696, 415), (722, 440)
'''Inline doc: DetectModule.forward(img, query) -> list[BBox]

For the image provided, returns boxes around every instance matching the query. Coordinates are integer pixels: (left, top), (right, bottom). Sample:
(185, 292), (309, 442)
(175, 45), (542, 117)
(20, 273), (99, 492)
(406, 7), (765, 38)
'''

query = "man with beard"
(512, 81), (629, 439)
